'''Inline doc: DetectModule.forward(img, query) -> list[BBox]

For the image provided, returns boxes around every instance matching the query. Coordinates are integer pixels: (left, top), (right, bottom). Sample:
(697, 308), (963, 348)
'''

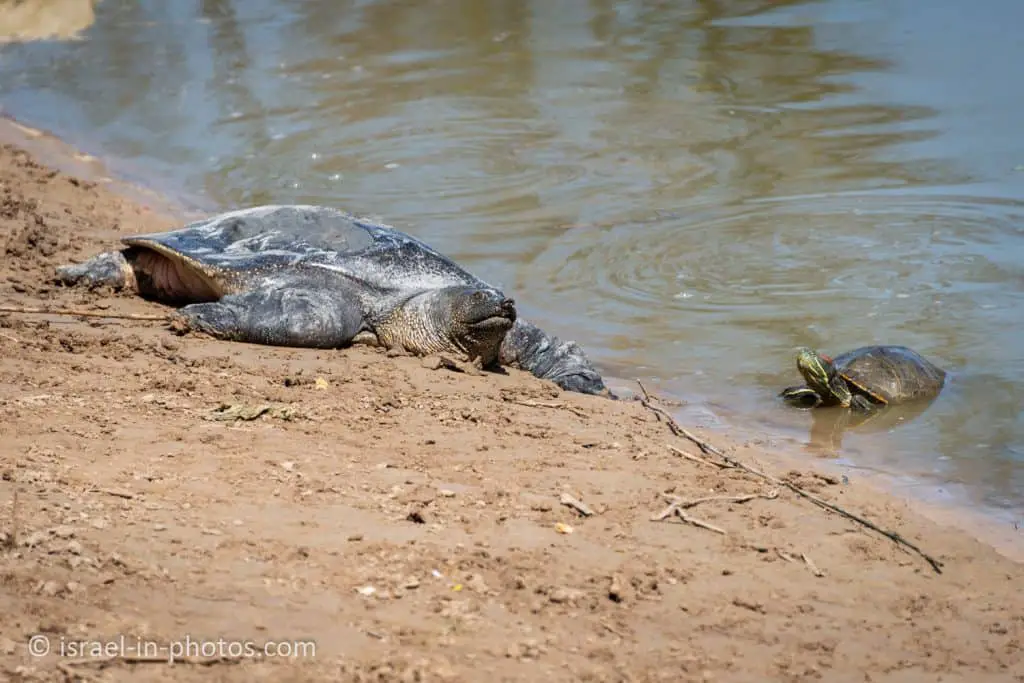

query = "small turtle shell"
(832, 345), (946, 405)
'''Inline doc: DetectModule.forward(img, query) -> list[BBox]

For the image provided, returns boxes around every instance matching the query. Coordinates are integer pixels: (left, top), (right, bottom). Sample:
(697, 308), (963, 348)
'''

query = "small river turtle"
(55, 205), (609, 396)
(779, 345), (946, 412)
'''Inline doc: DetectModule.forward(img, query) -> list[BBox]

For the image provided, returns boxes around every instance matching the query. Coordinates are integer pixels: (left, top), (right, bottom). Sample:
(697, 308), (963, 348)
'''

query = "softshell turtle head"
(381, 285), (516, 367)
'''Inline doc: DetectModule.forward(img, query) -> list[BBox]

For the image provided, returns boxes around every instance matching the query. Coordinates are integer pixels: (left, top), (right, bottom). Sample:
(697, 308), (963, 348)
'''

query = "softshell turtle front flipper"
(177, 281), (516, 363)
(499, 318), (611, 397)
(177, 284), (366, 349)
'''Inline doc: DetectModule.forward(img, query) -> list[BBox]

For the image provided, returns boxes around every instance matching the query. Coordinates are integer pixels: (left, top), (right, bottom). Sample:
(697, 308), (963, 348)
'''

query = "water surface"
(1, 0), (1022, 522)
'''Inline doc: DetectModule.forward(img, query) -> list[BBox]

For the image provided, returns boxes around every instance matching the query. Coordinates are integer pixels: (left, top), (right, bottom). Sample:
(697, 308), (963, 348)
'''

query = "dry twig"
(0, 305), (168, 322)
(667, 444), (733, 470)
(637, 381), (945, 574)
(653, 489), (777, 533)
(801, 553), (825, 577)
(636, 381), (723, 456)
(667, 509), (726, 534)
(732, 597), (766, 614)
(664, 490), (779, 510)
(91, 487), (135, 500)
(559, 492), (595, 517)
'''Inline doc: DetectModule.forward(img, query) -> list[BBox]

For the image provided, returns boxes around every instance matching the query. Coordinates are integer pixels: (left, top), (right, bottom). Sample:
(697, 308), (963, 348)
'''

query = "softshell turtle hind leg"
(55, 251), (137, 291)
(177, 285), (366, 349)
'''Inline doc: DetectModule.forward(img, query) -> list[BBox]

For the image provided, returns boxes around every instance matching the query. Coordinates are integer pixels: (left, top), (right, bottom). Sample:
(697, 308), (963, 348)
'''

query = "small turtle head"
(435, 285), (517, 365)
(796, 347), (852, 407)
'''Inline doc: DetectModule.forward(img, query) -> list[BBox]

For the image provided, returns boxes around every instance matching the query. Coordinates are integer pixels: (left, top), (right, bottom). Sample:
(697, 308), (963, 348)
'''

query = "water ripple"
(538, 191), (1024, 332)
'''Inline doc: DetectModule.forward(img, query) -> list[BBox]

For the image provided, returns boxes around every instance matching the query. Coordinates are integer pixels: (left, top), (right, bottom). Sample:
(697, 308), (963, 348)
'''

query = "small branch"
(667, 444), (733, 470)
(676, 510), (726, 534)
(0, 305), (168, 322)
(778, 479), (943, 573)
(663, 490), (779, 510)
(636, 381), (723, 456)
(653, 489), (776, 534)
(636, 380), (945, 574)
(654, 504), (727, 534)
(559, 492), (595, 517)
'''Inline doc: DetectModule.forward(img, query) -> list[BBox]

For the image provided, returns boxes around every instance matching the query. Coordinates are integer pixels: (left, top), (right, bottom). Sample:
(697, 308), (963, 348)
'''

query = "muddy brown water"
(0, 0), (1022, 524)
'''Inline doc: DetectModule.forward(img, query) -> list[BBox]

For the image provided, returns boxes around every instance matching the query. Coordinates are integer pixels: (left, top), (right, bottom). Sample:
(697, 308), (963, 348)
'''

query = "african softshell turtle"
(56, 205), (609, 396)
(780, 345), (946, 412)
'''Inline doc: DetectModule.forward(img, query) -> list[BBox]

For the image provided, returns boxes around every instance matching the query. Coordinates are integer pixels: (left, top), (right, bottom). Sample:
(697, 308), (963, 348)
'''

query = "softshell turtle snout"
(463, 288), (516, 326)
(499, 296), (516, 322)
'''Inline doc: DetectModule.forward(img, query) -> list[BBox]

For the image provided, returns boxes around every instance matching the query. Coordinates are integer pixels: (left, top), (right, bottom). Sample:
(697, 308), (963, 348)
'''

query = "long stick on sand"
(0, 305), (169, 322)
(636, 381), (945, 574)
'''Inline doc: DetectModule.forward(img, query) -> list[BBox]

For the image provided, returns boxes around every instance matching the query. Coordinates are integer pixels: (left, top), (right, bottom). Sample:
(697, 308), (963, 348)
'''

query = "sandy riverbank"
(0, 120), (1022, 682)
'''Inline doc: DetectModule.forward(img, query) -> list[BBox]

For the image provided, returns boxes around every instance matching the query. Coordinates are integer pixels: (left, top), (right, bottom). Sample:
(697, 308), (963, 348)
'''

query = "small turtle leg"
(499, 318), (610, 397)
(849, 394), (878, 413)
(177, 286), (365, 349)
(55, 250), (137, 291)
(779, 386), (823, 409)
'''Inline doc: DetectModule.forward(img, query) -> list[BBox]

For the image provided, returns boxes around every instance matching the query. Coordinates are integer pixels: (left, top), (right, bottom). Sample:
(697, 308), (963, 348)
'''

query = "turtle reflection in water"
(780, 345), (947, 453)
